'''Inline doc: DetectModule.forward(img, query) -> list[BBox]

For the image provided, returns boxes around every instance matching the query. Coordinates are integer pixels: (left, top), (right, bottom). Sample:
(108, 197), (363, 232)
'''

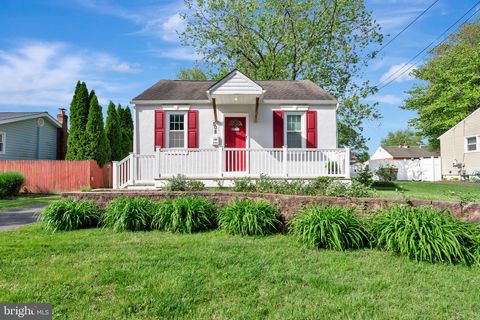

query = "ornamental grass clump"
(290, 205), (368, 250)
(152, 196), (217, 233)
(371, 205), (479, 265)
(102, 197), (156, 231)
(218, 198), (281, 236)
(40, 199), (101, 232)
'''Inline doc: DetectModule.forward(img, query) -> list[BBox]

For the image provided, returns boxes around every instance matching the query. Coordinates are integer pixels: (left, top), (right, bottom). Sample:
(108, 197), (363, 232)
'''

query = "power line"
(376, 0), (440, 54)
(376, 0), (480, 90)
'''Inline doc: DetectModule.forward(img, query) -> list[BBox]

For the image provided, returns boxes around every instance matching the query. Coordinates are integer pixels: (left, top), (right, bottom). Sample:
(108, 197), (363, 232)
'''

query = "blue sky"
(0, 0), (477, 153)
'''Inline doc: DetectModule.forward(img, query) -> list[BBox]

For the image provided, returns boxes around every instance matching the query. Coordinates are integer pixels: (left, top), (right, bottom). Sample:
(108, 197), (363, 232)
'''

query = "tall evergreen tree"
(84, 91), (110, 167)
(105, 101), (122, 161)
(117, 104), (134, 158)
(66, 81), (90, 159)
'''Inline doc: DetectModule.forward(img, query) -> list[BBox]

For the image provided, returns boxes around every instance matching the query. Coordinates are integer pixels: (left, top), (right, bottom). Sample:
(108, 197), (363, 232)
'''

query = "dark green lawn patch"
(0, 194), (60, 211)
(1, 225), (480, 319)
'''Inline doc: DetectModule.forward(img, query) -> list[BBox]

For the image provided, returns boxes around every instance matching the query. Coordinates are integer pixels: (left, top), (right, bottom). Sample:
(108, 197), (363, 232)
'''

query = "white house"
(368, 145), (441, 181)
(113, 70), (350, 188)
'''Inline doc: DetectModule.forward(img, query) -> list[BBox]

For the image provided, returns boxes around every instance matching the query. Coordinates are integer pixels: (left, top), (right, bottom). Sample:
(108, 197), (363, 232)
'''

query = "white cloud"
(75, 0), (185, 42)
(0, 41), (140, 107)
(380, 63), (417, 83)
(152, 47), (200, 61)
(160, 13), (185, 41)
(376, 94), (403, 105)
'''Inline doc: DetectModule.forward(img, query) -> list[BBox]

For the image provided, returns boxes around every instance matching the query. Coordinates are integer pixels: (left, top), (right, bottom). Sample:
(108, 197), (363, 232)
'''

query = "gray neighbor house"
(0, 110), (68, 160)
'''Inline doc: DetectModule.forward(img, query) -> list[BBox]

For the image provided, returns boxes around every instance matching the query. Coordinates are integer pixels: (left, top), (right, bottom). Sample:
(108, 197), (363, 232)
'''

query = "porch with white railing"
(112, 147), (350, 189)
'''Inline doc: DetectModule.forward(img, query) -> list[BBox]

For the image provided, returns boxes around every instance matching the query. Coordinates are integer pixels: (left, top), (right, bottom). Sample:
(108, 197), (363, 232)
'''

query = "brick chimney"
(56, 108), (68, 160)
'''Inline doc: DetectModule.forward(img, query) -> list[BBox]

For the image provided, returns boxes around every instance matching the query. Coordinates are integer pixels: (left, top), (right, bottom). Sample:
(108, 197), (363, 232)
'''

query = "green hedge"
(0, 171), (24, 198)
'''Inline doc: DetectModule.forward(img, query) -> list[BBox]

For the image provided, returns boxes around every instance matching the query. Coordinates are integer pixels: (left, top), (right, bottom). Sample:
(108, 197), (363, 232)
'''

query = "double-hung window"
(0, 132), (5, 154)
(168, 113), (185, 148)
(285, 114), (303, 148)
(466, 136), (478, 152)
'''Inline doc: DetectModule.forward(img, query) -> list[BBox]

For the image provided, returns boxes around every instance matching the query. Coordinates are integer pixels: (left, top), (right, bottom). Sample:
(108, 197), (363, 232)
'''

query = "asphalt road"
(0, 204), (45, 231)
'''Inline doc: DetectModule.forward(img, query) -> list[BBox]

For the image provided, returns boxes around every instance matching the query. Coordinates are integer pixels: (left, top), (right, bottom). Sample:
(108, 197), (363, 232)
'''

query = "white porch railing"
(112, 147), (350, 189)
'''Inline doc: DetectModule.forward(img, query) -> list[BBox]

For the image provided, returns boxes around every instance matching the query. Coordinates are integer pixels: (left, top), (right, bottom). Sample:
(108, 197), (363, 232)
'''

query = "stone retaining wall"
(62, 190), (480, 222)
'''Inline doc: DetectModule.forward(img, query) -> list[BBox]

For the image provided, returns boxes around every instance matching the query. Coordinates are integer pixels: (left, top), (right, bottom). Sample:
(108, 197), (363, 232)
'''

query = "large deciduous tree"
(105, 101), (123, 161)
(380, 129), (423, 146)
(177, 64), (208, 80)
(180, 0), (383, 153)
(84, 91), (110, 167)
(403, 22), (480, 150)
(66, 81), (90, 160)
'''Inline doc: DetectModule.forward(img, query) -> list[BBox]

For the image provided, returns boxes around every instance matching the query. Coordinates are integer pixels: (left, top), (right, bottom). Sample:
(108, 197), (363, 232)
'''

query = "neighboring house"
(112, 70), (350, 188)
(368, 145), (441, 181)
(439, 108), (480, 179)
(0, 110), (68, 160)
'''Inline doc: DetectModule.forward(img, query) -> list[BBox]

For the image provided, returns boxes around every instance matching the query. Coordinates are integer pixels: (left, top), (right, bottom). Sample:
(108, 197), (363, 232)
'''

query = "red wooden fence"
(0, 160), (111, 193)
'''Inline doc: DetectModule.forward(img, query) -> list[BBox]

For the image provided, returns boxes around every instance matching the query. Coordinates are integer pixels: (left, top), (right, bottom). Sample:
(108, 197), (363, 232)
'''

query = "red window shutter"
(187, 110), (199, 148)
(306, 110), (317, 148)
(154, 110), (165, 149)
(273, 110), (284, 148)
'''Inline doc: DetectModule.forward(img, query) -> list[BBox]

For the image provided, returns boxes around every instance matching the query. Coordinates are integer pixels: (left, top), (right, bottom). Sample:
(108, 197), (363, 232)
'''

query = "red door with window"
(224, 117), (246, 172)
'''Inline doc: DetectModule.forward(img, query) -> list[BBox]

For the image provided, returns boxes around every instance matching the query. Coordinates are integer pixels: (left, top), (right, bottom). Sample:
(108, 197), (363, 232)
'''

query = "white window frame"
(0, 132), (5, 154)
(166, 112), (188, 149)
(284, 112), (306, 148)
(465, 136), (479, 153)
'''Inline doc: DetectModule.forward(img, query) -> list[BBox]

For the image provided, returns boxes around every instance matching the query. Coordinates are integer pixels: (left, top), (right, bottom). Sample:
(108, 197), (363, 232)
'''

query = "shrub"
(325, 180), (375, 198)
(0, 171), (24, 198)
(40, 199), (101, 232)
(218, 199), (281, 236)
(311, 176), (334, 194)
(187, 180), (205, 191)
(376, 165), (398, 182)
(165, 174), (188, 191)
(152, 196), (217, 233)
(291, 205), (367, 250)
(346, 180), (376, 198)
(255, 174), (276, 193)
(232, 177), (255, 192)
(102, 197), (156, 231)
(371, 205), (478, 265)
(353, 167), (374, 187)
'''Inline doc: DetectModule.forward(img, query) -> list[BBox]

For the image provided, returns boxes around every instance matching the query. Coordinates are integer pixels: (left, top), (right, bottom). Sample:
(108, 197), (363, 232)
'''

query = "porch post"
(112, 161), (119, 189)
(218, 146), (224, 177)
(155, 147), (161, 178)
(283, 146), (288, 177)
(129, 153), (135, 185)
(344, 147), (351, 179)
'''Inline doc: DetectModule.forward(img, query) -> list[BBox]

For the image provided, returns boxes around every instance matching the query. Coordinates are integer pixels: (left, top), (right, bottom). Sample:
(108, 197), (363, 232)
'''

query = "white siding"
(135, 103), (337, 153)
(370, 146), (393, 160)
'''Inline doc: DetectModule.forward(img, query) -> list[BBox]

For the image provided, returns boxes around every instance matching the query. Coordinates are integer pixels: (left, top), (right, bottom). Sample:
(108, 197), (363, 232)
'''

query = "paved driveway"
(0, 204), (45, 231)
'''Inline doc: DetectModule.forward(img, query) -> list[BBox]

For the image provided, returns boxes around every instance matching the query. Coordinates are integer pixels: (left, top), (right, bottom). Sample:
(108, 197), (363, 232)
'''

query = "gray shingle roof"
(133, 80), (336, 101)
(0, 112), (45, 121)
(382, 145), (440, 158)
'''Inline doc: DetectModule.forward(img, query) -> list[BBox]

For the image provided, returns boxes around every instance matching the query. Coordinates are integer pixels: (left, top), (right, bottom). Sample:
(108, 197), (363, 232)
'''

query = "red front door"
(224, 117), (246, 172)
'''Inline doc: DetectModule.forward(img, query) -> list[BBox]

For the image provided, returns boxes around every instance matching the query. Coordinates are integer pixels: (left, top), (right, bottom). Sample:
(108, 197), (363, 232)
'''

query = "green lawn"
(373, 181), (480, 202)
(0, 194), (60, 211)
(1, 225), (479, 319)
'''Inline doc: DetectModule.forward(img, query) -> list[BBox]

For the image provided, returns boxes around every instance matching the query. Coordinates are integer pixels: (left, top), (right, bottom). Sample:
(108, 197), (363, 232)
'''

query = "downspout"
(36, 126), (40, 159)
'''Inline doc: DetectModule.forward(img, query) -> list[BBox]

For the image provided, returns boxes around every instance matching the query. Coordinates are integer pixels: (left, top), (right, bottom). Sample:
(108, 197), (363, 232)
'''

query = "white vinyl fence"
(368, 157), (441, 182)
